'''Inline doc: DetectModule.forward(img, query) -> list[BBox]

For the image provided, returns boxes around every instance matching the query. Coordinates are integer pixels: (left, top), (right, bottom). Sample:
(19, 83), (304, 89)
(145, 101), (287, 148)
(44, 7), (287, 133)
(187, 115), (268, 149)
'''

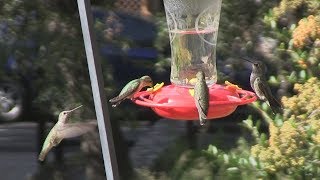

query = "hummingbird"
(38, 105), (97, 161)
(241, 57), (283, 114)
(194, 71), (209, 125)
(109, 75), (153, 107)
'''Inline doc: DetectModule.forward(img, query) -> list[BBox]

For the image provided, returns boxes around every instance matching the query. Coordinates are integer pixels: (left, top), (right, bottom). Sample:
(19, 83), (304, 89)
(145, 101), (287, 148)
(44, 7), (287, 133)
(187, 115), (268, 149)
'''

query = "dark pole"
(77, 0), (119, 179)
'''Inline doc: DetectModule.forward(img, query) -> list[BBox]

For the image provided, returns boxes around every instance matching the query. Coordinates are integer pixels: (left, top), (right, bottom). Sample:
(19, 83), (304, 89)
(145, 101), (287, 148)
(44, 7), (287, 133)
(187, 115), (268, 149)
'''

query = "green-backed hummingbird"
(109, 75), (153, 107)
(242, 57), (283, 114)
(194, 71), (209, 125)
(38, 105), (97, 161)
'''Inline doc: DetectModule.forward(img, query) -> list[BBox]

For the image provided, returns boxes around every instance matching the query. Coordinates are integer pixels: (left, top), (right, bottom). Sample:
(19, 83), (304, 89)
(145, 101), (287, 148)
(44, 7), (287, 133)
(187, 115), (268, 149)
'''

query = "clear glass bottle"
(163, 0), (222, 87)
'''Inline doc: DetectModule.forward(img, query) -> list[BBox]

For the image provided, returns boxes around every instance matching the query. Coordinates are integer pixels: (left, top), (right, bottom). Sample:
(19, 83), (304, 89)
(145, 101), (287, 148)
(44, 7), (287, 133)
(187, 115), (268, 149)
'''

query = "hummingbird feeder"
(132, 0), (256, 120)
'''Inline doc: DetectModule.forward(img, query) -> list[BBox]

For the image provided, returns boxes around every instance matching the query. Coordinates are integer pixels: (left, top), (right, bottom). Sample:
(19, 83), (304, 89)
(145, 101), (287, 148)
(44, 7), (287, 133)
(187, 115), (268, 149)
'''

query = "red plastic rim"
(133, 84), (257, 120)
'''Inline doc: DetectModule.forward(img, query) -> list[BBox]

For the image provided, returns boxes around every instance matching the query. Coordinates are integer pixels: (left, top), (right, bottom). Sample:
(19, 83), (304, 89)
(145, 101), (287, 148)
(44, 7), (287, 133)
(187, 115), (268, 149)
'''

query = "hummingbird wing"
(257, 78), (283, 114)
(109, 79), (140, 106)
(56, 121), (97, 139)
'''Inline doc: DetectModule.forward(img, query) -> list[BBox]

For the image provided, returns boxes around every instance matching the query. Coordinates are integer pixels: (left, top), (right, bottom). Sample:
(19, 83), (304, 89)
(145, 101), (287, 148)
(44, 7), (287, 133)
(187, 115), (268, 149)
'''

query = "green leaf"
(223, 154), (229, 164)
(268, 76), (279, 85)
(299, 70), (307, 80)
(288, 71), (297, 82)
(227, 167), (239, 173)
(290, 51), (300, 61)
(256, 120), (261, 129)
(288, 39), (294, 50)
(249, 156), (258, 167)
(274, 117), (283, 126)
(259, 133), (267, 145)
(238, 158), (248, 165)
(262, 102), (269, 111)
(290, 24), (296, 31)
(279, 42), (285, 49)
(211, 145), (218, 156)
(243, 118), (253, 128)
(300, 51), (308, 59)
(271, 20), (277, 29)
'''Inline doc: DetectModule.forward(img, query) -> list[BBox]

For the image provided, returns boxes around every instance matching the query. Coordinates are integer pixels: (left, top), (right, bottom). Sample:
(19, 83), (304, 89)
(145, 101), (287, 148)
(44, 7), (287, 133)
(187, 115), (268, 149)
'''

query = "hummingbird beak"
(68, 105), (83, 113)
(240, 57), (254, 64)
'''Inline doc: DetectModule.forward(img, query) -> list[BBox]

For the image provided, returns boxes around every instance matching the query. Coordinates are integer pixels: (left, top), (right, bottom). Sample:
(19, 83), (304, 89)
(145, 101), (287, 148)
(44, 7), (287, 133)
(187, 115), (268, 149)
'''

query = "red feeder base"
(133, 84), (256, 120)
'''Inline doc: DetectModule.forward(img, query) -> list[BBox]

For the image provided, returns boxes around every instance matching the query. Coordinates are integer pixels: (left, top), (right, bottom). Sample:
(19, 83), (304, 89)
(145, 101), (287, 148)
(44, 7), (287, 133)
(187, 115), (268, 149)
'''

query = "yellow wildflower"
(268, 122), (279, 147)
(273, 0), (305, 19)
(252, 78), (320, 173)
(297, 59), (308, 69)
(251, 145), (262, 157)
(273, 0), (319, 19)
(292, 15), (320, 48)
(251, 121), (307, 172)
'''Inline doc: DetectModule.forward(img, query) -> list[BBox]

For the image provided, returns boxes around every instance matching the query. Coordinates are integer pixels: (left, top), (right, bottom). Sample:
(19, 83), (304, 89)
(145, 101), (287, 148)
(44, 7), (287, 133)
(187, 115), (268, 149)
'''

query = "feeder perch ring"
(132, 84), (257, 120)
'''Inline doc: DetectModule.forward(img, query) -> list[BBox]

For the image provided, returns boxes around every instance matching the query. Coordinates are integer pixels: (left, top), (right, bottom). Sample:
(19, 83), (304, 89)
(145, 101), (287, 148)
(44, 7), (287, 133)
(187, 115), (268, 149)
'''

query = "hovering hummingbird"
(194, 71), (209, 125)
(241, 57), (283, 114)
(109, 76), (153, 107)
(38, 105), (97, 161)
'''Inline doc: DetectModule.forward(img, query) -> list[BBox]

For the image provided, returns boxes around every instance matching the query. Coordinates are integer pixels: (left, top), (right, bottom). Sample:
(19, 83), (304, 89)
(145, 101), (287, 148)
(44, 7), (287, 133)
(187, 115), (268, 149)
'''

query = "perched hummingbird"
(109, 76), (153, 107)
(38, 105), (97, 161)
(194, 71), (209, 125)
(241, 57), (283, 114)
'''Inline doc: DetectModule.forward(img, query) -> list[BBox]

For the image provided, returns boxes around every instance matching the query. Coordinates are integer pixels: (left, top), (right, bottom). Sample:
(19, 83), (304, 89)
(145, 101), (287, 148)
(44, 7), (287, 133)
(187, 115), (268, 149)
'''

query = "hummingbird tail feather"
(268, 97), (283, 114)
(197, 106), (208, 126)
(109, 97), (126, 107)
(38, 146), (51, 161)
(38, 151), (47, 161)
(111, 100), (124, 107)
(195, 100), (208, 126)
(109, 96), (121, 103)
(200, 111), (207, 119)
(200, 118), (207, 126)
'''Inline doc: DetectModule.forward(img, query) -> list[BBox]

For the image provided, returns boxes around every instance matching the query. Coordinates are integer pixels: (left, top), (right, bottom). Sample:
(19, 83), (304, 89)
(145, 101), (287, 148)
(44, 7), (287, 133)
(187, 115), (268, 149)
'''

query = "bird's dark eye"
(63, 112), (67, 115)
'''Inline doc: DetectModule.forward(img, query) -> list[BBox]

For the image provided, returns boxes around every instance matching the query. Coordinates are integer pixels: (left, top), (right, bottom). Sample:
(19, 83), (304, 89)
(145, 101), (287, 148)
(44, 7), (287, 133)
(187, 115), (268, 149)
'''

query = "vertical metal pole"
(77, 0), (119, 179)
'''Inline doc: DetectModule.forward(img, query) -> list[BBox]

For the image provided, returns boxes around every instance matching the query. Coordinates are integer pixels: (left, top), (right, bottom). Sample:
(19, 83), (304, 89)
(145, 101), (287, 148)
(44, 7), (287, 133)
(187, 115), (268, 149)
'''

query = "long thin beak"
(240, 57), (254, 63)
(68, 105), (83, 112)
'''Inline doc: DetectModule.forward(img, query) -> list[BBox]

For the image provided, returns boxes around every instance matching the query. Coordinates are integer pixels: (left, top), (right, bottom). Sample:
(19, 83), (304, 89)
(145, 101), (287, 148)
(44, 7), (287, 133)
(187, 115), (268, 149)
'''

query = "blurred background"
(0, 0), (320, 179)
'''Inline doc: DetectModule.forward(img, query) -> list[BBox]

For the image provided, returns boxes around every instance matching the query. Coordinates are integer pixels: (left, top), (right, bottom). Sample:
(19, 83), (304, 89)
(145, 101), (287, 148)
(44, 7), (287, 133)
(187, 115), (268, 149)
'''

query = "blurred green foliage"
(0, 0), (116, 120)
